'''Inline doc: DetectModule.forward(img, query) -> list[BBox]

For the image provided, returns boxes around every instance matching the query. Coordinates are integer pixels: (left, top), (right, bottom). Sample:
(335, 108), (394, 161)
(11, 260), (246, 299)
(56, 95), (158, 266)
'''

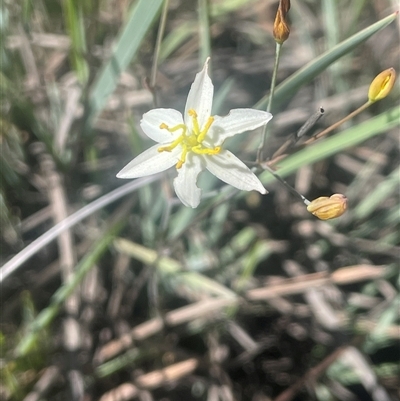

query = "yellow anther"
(160, 122), (187, 136)
(176, 147), (189, 169)
(157, 146), (170, 153)
(188, 109), (197, 117)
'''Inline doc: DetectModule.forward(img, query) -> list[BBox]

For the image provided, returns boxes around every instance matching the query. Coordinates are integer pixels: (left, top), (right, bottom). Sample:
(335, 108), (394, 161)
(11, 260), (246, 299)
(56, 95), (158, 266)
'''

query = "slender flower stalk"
(280, 68), (397, 149)
(149, 0), (170, 107)
(257, 42), (282, 162)
(257, 0), (290, 163)
(262, 164), (348, 221)
(272, 107), (325, 159)
(117, 58), (273, 208)
(263, 164), (310, 204)
(301, 101), (371, 146)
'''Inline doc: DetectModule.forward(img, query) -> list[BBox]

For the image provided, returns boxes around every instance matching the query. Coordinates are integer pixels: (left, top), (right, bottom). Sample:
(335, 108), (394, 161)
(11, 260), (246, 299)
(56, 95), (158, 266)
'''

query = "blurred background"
(1, 0), (399, 400)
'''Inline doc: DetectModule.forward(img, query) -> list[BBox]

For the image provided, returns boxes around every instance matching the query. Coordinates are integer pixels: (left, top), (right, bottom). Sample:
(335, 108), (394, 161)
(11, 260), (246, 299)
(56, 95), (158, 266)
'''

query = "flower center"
(158, 109), (221, 169)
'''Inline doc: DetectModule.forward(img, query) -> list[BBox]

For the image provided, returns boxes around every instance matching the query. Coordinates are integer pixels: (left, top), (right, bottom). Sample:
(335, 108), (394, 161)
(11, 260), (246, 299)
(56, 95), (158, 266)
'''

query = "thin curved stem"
(302, 101), (371, 146)
(150, 0), (170, 107)
(0, 175), (162, 283)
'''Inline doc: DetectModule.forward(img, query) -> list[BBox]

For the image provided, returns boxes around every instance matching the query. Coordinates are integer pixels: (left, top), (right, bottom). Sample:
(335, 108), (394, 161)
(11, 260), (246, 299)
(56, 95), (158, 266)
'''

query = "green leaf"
(63, 0), (89, 84)
(352, 166), (400, 220)
(86, 0), (164, 128)
(159, 21), (196, 62)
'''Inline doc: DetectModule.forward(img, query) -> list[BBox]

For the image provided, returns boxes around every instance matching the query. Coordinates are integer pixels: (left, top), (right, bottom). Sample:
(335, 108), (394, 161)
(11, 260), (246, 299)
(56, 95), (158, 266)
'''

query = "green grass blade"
(255, 12), (398, 111)
(63, 0), (89, 84)
(159, 21), (196, 62)
(114, 238), (236, 298)
(86, 0), (164, 127)
(211, 0), (257, 17)
(352, 166), (400, 220)
(14, 221), (124, 358)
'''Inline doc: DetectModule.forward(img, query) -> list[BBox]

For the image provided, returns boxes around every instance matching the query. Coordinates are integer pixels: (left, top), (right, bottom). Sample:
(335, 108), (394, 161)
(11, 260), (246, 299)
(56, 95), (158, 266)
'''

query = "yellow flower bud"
(273, 0), (291, 45)
(307, 194), (347, 220)
(368, 68), (396, 102)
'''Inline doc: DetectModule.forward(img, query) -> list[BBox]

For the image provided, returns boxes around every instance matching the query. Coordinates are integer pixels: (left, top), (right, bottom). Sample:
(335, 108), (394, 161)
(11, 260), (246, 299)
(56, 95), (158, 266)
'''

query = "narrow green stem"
(150, 0), (170, 106)
(263, 164), (310, 205)
(267, 43), (282, 113)
(257, 42), (282, 163)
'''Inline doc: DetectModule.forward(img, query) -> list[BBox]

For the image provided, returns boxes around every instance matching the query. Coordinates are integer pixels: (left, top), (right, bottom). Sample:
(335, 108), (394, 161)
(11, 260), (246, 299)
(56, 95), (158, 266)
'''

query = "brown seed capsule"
(368, 68), (396, 102)
(273, 0), (291, 44)
(307, 194), (347, 220)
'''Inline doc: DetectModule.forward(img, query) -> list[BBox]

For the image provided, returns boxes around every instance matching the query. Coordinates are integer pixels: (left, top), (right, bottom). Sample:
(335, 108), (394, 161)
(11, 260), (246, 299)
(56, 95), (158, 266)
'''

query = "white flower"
(117, 58), (273, 208)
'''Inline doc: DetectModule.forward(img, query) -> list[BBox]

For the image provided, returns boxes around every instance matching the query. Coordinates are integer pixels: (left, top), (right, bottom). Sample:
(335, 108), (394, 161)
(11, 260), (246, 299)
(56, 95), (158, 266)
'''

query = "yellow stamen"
(198, 116), (215, 142)
(176, 146), (188, 169)
(158, 109), (220, 169)
(188, 109), (200, 135)
(158, 135), (184, 152)
(192, 145), (221, 155)
(160, 122), (187, 134)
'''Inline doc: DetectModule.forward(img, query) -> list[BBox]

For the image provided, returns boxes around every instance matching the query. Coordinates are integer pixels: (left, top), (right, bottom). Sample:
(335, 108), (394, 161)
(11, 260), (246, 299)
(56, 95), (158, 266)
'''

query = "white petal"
(140, 109), (184, 143)
(117, 144), (181, 178)
(184, 58), (214, 133)
(209, 109), (273, 145)
(205, 150), (267, 194)
(173, 153), (205, 208)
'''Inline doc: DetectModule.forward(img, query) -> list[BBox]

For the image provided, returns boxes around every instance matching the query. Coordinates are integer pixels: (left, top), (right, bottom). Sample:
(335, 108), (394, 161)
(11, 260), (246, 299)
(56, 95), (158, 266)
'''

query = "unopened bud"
(273, 0), (291, 44)
(307, 194), (347, 220)
(368, 68), (396, 102)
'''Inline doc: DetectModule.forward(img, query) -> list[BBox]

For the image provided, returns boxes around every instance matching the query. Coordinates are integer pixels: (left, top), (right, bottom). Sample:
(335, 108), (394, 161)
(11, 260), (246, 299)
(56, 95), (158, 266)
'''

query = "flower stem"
(302, 101), (372, 146)
(266, 100), (373, 167)
(272, 107), (325, 159)
(257, 42), (282, 163)
(150, 0), (170, 107)
(263, 164), (310, 205)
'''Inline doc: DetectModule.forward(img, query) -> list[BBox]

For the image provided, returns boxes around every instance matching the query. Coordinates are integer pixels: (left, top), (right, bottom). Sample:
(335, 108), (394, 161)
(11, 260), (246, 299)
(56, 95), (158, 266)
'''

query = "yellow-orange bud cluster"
(368, 68), (396, 102)
(307, 194), (347, 220)
(273, 0), (291, 44)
